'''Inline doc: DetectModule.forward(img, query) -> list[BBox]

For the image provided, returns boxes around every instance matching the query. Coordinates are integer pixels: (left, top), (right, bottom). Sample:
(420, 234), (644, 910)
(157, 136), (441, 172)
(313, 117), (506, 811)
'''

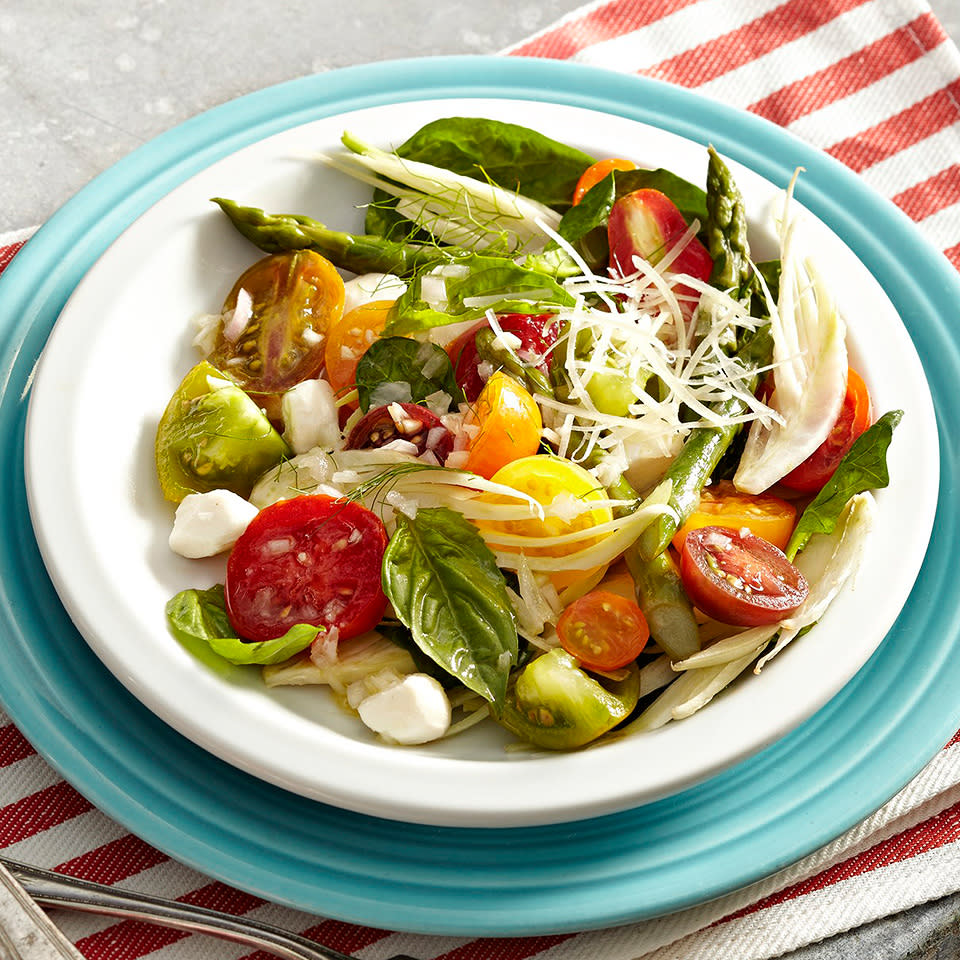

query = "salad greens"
(382, 507), (519, 708)
(166, 585), (320, 667)
(153, 113), (904, 754)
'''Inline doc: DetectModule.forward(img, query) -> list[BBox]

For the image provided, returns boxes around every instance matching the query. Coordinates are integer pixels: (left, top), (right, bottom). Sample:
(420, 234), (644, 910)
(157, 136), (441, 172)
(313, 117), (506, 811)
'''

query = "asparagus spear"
(473, 327), (555, 399)
(635, 325), (774, 562)
(212, 198), (468, 277)
(584, 452), (701, 660)
(704, 146), (754, 296)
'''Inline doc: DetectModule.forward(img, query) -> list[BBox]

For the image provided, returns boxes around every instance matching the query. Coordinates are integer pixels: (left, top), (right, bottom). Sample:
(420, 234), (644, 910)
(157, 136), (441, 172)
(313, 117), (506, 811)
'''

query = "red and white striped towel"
(3, 0), (960, 957)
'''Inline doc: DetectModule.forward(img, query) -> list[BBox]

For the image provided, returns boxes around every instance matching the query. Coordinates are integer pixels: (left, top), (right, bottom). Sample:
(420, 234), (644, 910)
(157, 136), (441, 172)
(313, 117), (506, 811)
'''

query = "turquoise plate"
(0, 57), (957, 936)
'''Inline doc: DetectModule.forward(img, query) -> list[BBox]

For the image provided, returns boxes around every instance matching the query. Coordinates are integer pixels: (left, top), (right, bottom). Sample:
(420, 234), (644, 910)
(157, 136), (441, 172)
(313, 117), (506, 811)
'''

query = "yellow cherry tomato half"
(323, 299), (395, 394)
(572, 158), (637, 206)
(463, 371), (542, 480)
(672, 482), (797, 553)
(476, 454), (613, 591)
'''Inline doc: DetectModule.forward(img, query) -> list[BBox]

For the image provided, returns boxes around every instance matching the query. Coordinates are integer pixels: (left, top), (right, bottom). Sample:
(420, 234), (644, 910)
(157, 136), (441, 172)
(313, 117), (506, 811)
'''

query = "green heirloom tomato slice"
(155, 360), (290, 503)
(497, 648), (640, 750)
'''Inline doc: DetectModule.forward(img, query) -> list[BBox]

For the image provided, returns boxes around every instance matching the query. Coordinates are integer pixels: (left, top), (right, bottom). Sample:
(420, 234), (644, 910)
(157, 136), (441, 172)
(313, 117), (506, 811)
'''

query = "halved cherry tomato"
(345, 401), (454, 462)
(225, 495), (388, 644)
(672, 481), (797, 553)
(679, 526), (808, 627)
(323, 299), (395, 394)
(208, 251), (344, 421)
(476, 454), (613, 591)
(463, 372), (542, 479)
(557, 590), (650, 672)
(446, 313), (558, 402)
(780, 368), (872, 493)
(607, 188), (712, 310)
(572, 158), (637, 206)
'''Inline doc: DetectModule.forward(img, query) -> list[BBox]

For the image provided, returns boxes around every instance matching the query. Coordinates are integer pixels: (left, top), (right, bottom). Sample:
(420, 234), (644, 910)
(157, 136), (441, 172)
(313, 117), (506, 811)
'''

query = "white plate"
(24, 97), (938, 828)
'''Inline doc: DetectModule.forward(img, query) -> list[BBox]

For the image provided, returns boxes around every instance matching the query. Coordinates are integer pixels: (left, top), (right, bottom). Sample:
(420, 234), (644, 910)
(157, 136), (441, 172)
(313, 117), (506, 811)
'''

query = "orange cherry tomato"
(672, 482), (797, 553)
(463, 372), (542, 479)
(323, 300), (395, 394)
(572, 158), (636, 206)
(208, 251), (344, 421)
(780, 368), (872, 493)
(557, 590), (650, 671)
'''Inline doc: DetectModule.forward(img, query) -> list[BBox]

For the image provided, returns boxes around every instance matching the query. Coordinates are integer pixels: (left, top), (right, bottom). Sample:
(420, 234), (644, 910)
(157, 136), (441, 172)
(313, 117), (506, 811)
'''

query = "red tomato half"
(780, 368), (872, 493)
(225, 495), (388, 644)
(679, 526), (808, 627)
(557, 590), (650, 672)
(446, 313), (558, 402)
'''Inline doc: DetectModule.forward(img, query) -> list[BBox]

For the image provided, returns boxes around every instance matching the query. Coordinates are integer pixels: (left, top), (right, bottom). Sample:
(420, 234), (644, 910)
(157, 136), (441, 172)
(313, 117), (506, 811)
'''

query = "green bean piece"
(704, 146), (754, 296)
(212, 198), (468, 278)
(635, 325), (774, 562)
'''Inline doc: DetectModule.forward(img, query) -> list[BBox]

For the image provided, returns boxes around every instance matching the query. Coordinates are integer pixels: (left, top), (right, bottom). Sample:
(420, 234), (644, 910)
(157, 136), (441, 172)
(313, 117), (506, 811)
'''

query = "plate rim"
(20, 89), (936, 828)
(0, 55), (958, 936)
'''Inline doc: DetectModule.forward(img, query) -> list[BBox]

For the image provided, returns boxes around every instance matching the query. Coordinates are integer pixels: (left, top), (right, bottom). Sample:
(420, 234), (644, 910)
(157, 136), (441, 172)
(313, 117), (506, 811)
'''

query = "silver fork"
(0, 855), (420, 960)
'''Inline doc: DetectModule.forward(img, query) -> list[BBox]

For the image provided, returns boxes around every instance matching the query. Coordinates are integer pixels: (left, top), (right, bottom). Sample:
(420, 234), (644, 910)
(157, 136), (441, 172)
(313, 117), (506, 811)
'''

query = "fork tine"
(0, 855), (418, 960)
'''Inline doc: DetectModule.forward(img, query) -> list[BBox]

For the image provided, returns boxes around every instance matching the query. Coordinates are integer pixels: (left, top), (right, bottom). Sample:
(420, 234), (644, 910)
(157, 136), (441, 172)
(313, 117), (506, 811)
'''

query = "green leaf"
(392, 116), (595, 210)
(612, 167), (709, 226)
(786, 410), (903, 560)
(354, 336), (463, 413)
(165, 584), (320, 666)
(547, 167), (710, 275)
(384, 256), (574, 336)
(381, 507), (519, 707)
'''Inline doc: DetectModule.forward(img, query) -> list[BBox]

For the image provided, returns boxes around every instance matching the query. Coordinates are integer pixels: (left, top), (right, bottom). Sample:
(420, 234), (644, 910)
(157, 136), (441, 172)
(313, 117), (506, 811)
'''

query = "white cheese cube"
(281, 378), (341, 454)
(341, 273), (407, 315)
(169, 490), (258, 559)
(357, 674), (452, 745)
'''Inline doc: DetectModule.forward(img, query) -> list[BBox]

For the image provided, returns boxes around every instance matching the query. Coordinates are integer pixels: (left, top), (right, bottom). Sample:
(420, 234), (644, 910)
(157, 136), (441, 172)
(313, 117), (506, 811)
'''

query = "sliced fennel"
(734, 178), (848, 493)
(755, 491), (876, 671)
(323, 132), (562, 255)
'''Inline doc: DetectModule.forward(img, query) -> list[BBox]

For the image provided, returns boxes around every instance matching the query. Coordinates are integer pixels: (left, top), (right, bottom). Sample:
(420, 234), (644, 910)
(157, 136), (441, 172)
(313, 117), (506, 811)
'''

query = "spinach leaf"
(541, 167), (710, 274)
(354, 336), (462, 413)
(611, 168), (708, 225)
(384, 256), (574, 336)
(786, 410), (903, 560)
(392, 116), (595, 211)
(166, 584), (319, 666)
(381, 507), (518, 708)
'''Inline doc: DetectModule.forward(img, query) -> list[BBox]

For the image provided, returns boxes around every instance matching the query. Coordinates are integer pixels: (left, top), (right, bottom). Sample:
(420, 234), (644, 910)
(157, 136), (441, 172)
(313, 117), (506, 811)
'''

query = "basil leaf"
(786, 410), (903, 560)
(354, 336), (462, 413)
(166, 584), (319, 666)
(385, 256), (574, 336)
(382, 507), (519, 707)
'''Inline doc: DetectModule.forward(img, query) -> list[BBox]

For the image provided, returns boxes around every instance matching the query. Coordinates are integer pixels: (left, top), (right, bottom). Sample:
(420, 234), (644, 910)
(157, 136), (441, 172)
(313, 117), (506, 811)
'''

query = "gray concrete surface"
(2, 1), (960, 958)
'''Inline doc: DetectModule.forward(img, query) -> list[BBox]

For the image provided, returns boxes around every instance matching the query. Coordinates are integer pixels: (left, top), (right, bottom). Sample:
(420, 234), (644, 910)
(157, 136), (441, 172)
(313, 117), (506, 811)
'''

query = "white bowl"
(24, 98), (938, 827)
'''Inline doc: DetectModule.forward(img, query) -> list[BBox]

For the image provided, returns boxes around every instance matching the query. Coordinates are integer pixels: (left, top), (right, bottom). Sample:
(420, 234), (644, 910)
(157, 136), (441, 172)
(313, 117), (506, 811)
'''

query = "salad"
(156, 116), (900, 752)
